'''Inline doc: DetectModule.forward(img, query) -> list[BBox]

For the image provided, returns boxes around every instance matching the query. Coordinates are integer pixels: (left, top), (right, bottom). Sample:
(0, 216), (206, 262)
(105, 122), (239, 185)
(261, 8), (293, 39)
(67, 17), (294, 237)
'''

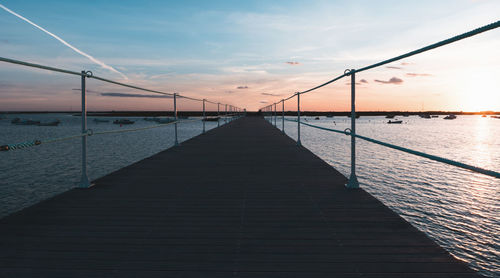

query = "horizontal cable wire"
(265, 20), (500, 109)
(90, 75), (174, 96)
(287, 119), (500, 179)
(0, 56), (238, 109)
(0, 56), (82, 76)
(299, 73), (348, 95)
(1, 118), (226, 152)
(356, 20), (500, 73)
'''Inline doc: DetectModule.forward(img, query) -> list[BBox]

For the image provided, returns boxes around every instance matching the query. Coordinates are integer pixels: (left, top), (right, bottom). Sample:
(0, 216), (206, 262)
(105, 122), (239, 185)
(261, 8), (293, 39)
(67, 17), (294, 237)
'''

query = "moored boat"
(387, 120), (403, 124)
(203, 117), (220, 122)
(38, 120), (61, 126)
(443, 115), (457, 120)
(154, 118), (175, 124)
(11, 118), (40, 125)
(113, 119), (135, 125)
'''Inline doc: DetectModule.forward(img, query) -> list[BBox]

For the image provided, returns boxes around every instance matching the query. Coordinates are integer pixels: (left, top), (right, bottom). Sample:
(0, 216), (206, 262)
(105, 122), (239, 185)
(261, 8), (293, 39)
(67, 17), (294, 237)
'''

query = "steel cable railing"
(0, 56), (245, 187)
(285, 119), (500, 179)
(1, 113), (242, 152)
(261, 20), (500, 186)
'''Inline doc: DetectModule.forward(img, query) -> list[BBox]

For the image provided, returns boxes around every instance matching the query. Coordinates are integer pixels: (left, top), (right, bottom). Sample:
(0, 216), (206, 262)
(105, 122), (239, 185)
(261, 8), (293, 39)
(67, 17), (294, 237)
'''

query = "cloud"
(374, 77), (403, 84)
(237, 86), (249, 89)
(360, 79), (368, 83)
(345, 82), (363, 86)
(285, 61), (300, 65)
(401, 62), (412, 66)
(406, 73), (432, 77)
(261, 93), (282, 96)
(259, 100), (268, 104)
(0, 3), (128, 79)
(386, 66), (403, 70)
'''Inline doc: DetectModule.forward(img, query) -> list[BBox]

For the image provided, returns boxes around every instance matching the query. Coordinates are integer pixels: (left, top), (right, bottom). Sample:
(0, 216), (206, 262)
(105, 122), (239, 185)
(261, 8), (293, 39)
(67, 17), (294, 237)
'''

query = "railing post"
(79, 71), (91, 188)
(274, 103), (277, 127)
(225, 104), (228, 124)
(217, 102), (220, 127)
(174, 93), (179, 146)
(346, 69), (359, 189)
(297, 93), (301, 146)
(202, 99), (206, 133)
(282, 99), (285, 133)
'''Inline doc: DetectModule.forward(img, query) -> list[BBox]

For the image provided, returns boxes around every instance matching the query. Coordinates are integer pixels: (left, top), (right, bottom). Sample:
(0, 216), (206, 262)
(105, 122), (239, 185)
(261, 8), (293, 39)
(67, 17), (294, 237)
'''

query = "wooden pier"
(0, 117), (480, 277)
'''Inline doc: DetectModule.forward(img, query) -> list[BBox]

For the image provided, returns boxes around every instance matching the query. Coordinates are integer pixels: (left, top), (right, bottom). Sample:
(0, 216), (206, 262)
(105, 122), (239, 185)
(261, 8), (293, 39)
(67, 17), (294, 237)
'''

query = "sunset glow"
(0, 0), (499, 111)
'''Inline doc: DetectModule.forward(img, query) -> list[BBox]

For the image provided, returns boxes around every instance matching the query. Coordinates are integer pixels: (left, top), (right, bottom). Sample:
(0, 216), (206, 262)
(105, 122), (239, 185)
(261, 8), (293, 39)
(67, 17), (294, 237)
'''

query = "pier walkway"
(0, 117), (479, 277)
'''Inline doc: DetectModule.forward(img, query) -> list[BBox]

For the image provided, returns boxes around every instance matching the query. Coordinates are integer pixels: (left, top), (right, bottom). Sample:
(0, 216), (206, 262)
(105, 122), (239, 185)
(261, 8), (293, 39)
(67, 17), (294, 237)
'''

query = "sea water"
(277, 115), (499, 277)
(0, 114), (498, 276)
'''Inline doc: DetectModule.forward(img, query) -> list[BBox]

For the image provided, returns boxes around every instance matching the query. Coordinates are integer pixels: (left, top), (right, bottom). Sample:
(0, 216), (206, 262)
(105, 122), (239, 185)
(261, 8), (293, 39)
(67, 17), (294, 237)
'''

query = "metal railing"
(261, 20), (500, 186)
(0, 57), (245, 187)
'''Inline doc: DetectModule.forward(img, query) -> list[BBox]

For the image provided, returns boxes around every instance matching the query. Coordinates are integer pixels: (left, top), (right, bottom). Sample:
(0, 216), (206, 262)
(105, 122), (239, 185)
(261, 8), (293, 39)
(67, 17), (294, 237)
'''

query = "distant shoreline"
(1, 111), (499, 117)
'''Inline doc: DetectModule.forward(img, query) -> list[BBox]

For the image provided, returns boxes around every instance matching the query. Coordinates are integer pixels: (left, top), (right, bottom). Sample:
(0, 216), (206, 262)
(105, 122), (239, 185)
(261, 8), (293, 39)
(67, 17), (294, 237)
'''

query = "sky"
(0, 0), (499, 112)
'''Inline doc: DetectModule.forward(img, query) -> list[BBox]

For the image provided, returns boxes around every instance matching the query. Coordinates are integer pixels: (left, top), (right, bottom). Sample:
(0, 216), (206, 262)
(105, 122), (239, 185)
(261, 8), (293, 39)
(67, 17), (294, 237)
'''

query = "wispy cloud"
(259, 100), (268, 104)
(261, 92), (282, 96)
(285, 61), (300, 65)
(0, 3), (128, 79)
(360, 79), (368, 83)
(386, 66), (403, 70)
(406, 73), (432, 77)
(237, 85), (249, 89)
(374, 77), (403, 84)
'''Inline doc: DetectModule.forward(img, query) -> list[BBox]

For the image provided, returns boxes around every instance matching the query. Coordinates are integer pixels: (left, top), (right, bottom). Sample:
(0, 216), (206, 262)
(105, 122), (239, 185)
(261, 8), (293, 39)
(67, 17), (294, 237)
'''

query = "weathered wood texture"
(0, 117), (480, 277)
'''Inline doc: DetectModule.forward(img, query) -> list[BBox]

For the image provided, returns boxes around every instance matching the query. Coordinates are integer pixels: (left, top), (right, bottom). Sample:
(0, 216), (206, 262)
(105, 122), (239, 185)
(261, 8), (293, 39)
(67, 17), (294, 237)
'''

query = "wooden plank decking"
(0, 116), (480, 277)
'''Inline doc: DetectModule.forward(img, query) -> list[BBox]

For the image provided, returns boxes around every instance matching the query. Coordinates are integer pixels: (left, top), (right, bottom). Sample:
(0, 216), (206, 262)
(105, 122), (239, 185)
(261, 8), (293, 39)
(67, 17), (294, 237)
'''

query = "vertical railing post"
(217, 103), (220, 127)
(282, 99), (285, 133)
(274, 103), (277, 127)
(202, 99), (206, 133)
(225, 104), (228, 124)
(174, 93), (179, 146)
(79, 71), (91, 188)
(346, 69), (359, 189)
(297, 93), (301, 146)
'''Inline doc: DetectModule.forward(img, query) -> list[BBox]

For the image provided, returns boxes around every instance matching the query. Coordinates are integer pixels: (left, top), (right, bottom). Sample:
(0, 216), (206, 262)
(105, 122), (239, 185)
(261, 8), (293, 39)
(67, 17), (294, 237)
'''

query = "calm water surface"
(1, 114), (498, 276)
(0, 113), (221, 216)
(274, 115), (499, 277)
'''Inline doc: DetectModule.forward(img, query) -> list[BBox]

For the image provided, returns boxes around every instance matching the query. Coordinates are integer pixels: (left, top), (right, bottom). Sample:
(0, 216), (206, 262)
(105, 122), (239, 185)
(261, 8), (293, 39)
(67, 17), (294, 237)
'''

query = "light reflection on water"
(1, 114), (498, 276)
(277, 115), (499, 277)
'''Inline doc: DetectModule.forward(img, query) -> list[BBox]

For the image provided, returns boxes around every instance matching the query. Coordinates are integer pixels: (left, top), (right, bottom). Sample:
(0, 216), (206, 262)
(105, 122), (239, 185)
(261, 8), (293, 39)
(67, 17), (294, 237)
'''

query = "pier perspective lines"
(0, 56), (245, 188)
(261, 20), (500, 185)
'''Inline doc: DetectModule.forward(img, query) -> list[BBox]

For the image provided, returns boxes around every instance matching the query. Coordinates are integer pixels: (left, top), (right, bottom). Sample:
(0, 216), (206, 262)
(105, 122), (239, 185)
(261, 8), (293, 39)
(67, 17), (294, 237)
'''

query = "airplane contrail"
(0, 3), (128, 79)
